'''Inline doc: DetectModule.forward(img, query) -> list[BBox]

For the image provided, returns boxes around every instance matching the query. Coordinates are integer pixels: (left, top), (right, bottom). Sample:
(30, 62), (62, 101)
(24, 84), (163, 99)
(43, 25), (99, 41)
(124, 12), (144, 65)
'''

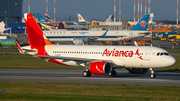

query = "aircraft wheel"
(109, 70), (117, 76)
(82, 71), (91, 77)
(151, 74), (156, 78)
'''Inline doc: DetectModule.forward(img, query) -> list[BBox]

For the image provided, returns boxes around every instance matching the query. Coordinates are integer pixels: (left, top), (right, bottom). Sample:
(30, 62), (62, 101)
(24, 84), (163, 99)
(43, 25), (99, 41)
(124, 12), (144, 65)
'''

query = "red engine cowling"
(127, 68), (149, 74)
(89, 62), (111, 75)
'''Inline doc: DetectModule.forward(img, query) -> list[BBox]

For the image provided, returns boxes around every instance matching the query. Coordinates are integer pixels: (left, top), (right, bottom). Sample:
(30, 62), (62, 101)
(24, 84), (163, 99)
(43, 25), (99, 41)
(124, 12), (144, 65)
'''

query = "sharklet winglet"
(15, 41), (24, 53)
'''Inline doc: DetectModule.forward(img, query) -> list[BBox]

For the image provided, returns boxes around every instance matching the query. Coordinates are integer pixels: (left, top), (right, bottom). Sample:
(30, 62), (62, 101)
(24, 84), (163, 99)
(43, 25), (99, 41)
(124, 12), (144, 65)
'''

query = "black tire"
(87, 71), (91, 77)
(151, 74), (156, 78)
(82, 71), (91, 77)
(109, 70), (117, 76)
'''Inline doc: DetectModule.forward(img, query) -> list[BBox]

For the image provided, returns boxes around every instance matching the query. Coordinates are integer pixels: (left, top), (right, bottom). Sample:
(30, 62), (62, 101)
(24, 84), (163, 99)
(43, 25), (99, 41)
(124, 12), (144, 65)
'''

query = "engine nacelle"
(73, 38), (89, 45)
(89, 62), (111, 75)
(127, 68), (149, 74)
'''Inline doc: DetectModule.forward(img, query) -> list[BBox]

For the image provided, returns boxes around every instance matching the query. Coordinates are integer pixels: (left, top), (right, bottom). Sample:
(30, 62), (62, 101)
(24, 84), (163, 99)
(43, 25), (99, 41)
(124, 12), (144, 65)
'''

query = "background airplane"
(77, 13), (86, 22)
(78, 13), (155, 26)
(44, 14), (53, 22)
(44, 14), (150, 45)
(37, 13), (45, 22)
(16, 13), (176, 78)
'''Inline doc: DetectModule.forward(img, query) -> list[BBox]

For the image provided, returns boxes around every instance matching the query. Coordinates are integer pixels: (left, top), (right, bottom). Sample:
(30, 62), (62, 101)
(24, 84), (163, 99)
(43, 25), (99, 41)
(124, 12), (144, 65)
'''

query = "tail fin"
(37, 13), (45, 22)
(44, 14), (53, 22)
(77, 14), (86, 22)
(105, 15), (113, 22)
(148, 13), (155, 24)
(131, 14), (150, 31)
(134, 41), (138, 46)
(22, 13), (25, 23)
(24, 13), (53, 46)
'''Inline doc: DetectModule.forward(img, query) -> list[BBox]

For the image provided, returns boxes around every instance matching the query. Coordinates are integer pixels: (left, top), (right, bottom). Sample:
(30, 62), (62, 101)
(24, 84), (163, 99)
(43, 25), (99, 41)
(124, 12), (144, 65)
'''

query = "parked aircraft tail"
(44, 14), (53, 22)
(105, 15), (113, 22)
(23, 13), (53, 46)
(148, 13), (155, 24)
(77, 14), (86, 22)
(131, 14), (150, 31)
(22, 13), (25, 23)
(37, 13), (45, 22)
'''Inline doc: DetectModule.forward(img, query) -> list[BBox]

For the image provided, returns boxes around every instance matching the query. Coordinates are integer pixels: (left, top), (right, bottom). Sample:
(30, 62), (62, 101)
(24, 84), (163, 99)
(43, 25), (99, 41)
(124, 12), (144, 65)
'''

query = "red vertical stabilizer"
(24, 13), (53, 46)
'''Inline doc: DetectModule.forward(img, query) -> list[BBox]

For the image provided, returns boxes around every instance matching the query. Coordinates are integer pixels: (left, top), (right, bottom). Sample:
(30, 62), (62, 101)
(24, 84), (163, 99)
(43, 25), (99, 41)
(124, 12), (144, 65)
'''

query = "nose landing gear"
(150, 68), (156, 78)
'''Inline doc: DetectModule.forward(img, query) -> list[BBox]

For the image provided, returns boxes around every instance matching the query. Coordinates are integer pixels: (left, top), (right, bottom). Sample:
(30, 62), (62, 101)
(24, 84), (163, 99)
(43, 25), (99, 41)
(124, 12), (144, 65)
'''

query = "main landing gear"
(109, 69), (117, 77)
(82, 69), (91, 77)
(150, 68), (156, 78)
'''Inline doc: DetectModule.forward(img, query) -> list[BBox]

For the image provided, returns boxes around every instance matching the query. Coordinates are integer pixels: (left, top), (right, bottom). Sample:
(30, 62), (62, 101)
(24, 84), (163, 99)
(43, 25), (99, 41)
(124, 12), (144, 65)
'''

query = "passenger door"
(145, 49), (151, 60)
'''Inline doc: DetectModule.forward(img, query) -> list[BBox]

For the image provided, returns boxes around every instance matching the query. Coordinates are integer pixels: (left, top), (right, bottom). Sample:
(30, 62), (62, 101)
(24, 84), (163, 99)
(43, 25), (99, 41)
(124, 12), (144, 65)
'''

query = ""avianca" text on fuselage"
(102, 48), (144, 60)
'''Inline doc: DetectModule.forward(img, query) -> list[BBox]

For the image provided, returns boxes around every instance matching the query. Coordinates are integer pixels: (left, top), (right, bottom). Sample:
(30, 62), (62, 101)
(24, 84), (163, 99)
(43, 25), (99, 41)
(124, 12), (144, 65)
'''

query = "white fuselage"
(99, 21), (138, 26)
(43, 30), (149, 42)
(32, 45), (176, 68)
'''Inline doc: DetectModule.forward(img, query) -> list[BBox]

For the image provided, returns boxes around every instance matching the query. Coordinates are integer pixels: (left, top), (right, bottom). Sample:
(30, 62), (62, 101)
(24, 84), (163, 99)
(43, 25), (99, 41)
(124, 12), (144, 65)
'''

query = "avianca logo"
(139, 21), (147, 28)
(136, 49), (144, 60)
(96, 65), (103, 73)
(102, 48), (144, 60)
(102, 48), (133, 57)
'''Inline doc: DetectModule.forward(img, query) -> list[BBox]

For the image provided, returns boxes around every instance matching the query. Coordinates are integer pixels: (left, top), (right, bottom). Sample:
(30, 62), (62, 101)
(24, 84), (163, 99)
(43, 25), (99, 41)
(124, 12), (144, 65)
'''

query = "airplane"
(77, 14), (113, 23)
(104, 15), (114, 22)
(100, 13), (156, 26)
(15, 13), (176, 78)
(78, 13), (155, 26)
(44, 14), (150, 45)
(44, 14), (53, 22)
(37, 13), (45, 22)
(77, 13), (86, 22)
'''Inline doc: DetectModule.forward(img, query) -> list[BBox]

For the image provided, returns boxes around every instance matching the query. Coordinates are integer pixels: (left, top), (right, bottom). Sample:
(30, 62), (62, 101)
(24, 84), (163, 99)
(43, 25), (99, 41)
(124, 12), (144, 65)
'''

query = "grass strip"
(0, 54), (83, 69)
(0, 82), (179, 101)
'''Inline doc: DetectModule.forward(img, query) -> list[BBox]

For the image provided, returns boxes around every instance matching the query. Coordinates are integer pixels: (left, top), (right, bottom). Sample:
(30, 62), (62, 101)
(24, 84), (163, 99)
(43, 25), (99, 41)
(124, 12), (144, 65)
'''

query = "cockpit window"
(157, 53), (160, 56)
(164, 52), (169, 56)
(160, 53), (163, 56)
(157, 52), (169, 56)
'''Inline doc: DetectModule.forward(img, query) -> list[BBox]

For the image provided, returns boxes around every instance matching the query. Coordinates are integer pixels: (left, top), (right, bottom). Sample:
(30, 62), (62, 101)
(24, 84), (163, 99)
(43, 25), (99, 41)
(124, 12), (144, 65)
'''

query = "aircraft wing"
(34, 55), (114, 64)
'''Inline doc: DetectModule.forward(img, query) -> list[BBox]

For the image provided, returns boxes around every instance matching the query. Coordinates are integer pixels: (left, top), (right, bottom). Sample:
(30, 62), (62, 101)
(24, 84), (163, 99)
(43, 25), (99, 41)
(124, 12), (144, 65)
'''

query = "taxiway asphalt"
(0, 68), (180, 86)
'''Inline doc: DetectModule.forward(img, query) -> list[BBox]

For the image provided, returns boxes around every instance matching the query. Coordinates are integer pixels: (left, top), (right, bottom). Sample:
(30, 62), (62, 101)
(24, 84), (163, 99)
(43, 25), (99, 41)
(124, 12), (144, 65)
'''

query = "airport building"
(0, 0), (23, 24)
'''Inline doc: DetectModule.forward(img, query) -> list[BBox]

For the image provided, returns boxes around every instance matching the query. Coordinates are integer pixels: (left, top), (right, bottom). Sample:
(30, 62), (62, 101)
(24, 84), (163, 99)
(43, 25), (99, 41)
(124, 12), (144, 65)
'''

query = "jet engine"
(73, 38), (89, 45)
(127, 68), (149, 74)
(89, 62), (111, 75)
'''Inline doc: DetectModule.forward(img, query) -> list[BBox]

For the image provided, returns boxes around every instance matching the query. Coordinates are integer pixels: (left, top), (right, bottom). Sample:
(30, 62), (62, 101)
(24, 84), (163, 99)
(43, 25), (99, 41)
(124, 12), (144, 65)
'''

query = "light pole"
(5, 11), (7, 34)
(5, 11), (7, 27)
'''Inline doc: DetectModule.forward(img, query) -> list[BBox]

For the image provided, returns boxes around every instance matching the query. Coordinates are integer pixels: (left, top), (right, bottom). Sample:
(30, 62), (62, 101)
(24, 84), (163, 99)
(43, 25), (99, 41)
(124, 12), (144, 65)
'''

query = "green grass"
(0, 54), (83, 69)
(166, 49), (180, 53)
(0, 82), (180, 101)
(0, 48), (18, 52)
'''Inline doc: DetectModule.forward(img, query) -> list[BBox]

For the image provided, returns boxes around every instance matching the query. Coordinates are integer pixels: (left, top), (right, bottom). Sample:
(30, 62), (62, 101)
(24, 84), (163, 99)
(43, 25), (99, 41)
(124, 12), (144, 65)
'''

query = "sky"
(22, 0), (178, 21)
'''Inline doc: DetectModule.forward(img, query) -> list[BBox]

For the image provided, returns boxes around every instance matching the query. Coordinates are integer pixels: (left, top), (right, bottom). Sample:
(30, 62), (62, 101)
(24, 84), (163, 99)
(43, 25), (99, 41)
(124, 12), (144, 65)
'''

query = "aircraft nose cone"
(168, 56), (176, 67)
